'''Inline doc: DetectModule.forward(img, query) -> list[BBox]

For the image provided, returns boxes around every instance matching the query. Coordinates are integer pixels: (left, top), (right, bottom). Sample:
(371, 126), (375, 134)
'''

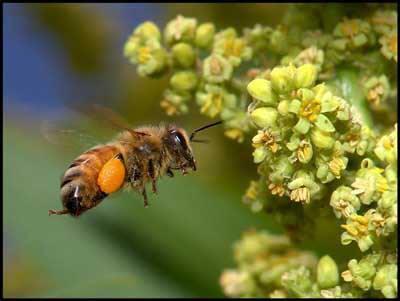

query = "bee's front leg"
(147, 159), (157, 194)
(141, 186), (149, 208)
(180, 163), (189, 175)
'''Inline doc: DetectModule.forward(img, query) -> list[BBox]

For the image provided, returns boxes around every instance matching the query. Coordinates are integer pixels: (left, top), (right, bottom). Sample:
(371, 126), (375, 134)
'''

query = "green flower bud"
(330, 186), (361, 218)
(270, 65), (296, 94)
(331, 38), (347, 50)
(203, 54), (233, 84)
(234, 231), (290, 263)
(253, 147), (268, 163)
(269, 155), (294, 182)
(277, 100), (290, 115)
(379, 190), (396, 210)
(288, 174), (319, 193)
(195, 22), (215, 48)
(170, 71), (198, 92)
(294, 118), (311, 134)
(379, 31), (398, 62)
(288, 99), (302, 114)
(374, 125), (397, 165)
(213, 28), (252, 66)
(353, 34), (368, 47)
(137, 47), (169, 77)
(269, 290), (287, 298)
(294, 64), (317, 89)
(360, 235), (375, 253)
(311, 128), (335, 149)
(286, 134), (300, 151)
(315, 114), (335, 132)
(342, 255), (380, 291)
(161, 89), (191, 116)
(164, 15), (197, 46)
(316, 164), (329, 181)
(317, 255), (339, 289)
(220, 270), (257, 297)
(373, 264), (397, 298)
(270, 28), (289, 54)
(250, 107), (278, 128)
(171, 43), (196, 68)
(281, 266), (317, 297)
(134, 21), (161, 41)
(196, 85), (235, 118)
(247, 79), (278, 105)
(297, 88), (314, 102)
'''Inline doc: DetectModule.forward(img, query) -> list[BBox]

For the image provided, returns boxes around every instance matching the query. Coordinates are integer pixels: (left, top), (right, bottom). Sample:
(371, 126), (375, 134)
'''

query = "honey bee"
(47, 107), (221, 217)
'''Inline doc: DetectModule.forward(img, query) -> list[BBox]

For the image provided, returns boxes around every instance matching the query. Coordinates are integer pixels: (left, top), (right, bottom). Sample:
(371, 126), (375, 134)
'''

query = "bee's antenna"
(190, 120), (223, 141)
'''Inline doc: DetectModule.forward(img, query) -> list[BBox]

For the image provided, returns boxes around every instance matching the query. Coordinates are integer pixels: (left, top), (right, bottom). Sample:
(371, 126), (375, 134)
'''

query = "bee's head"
(164, 127), (196, 171)
(164, 121), (222, 172)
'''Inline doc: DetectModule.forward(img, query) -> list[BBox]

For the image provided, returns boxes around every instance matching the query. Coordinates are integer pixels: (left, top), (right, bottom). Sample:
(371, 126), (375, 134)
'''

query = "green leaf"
(329, 68), (373, 128)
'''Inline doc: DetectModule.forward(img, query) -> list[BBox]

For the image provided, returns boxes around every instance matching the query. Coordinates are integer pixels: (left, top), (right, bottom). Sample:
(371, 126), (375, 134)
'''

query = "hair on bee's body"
(50, 123), (204, 217)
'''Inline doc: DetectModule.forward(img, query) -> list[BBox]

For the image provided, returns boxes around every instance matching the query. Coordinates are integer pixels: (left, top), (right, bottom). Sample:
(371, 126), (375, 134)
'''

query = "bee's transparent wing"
(41, 103), (140, 153)
(70, 103), (134, 132)
(40, 120), (104, 152)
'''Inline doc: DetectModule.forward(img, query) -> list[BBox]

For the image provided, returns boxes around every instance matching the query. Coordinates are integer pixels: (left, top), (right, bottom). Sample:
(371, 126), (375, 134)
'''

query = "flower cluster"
(219, 230), (388, 298)
(219, 230), (318, 297)
(124, 4), (397, 298)
(124, 6), (397, 141)
(247, 64), (368, 206)
(124, 15), (256, 142)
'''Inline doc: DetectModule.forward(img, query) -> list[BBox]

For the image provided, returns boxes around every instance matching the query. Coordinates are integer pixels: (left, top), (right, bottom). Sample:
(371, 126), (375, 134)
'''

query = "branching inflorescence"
(124, 4), (397, 298)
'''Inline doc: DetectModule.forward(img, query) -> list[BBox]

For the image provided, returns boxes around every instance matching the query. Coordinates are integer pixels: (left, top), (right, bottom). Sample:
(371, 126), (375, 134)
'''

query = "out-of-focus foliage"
(124, 3), (397, 298)
(4, 3), (291, 298)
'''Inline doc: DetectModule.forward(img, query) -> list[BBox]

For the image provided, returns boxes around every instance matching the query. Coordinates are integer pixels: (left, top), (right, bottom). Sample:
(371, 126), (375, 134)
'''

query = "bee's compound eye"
(171, 131), (187, 148)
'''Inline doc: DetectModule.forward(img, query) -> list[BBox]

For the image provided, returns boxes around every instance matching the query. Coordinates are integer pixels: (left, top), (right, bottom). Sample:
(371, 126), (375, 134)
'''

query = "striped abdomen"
(60, 144), (122, 216)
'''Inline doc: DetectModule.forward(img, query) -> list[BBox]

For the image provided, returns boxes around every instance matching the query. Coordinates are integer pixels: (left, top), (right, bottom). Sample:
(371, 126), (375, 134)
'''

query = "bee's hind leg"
(48, 208), (69, 216)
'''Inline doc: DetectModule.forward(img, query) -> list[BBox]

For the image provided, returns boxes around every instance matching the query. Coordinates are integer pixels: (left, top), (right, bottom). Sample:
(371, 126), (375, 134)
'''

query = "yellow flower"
(268, 183), (285, 197)
(341, 19), (360, 38)
(380, 33), (398, 62)
(299, 98), (321, 122)
(244, 181), (259, 201)
(328, 157), (346, 178)
(223, 37), (245, 58)
(137, 46), (151, 64)
(200, 93), (223, 118)
(225, 128), (245, 143)
(160, 100), (178, 116)
(252, 130), (280, 153)
(341, 214), (369, 237)
(296, 140), (313, 164)
(290, 187), (311, 204)
(367, 83), (385, 106)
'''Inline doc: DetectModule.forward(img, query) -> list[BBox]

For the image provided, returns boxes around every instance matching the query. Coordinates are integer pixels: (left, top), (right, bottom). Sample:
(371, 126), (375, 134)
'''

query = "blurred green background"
(3, 3), (354, 297)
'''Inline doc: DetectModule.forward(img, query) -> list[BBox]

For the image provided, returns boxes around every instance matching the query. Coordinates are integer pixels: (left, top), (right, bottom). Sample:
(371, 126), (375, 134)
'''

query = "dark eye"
(170, 130), (188, 150)
(174, 132), (184, 145)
